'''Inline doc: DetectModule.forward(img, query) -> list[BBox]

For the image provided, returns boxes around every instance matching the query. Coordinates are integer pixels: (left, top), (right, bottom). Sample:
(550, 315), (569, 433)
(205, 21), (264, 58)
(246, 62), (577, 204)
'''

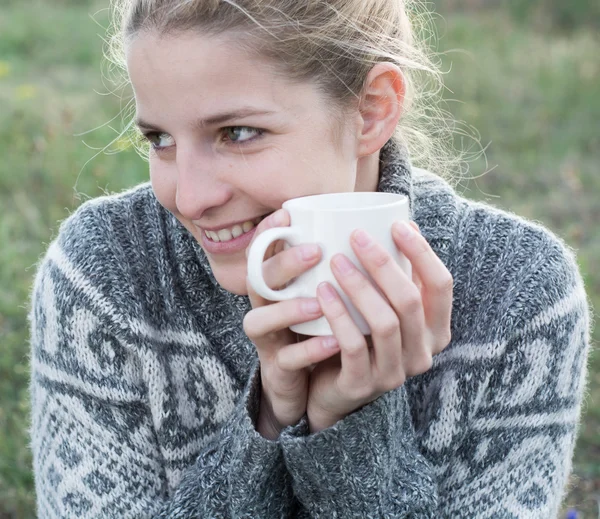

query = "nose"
(174, 147), (232, 221)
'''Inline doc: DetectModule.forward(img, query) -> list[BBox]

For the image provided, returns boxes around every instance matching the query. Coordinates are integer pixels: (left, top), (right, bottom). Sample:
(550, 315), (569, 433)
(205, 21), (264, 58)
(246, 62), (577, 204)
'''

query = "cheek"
(150, 161), (178, 213)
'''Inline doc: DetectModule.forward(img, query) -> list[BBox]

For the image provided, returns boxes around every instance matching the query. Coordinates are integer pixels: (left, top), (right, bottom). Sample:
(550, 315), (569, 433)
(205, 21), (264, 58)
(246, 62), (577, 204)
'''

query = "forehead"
(126, 31), (301, 116)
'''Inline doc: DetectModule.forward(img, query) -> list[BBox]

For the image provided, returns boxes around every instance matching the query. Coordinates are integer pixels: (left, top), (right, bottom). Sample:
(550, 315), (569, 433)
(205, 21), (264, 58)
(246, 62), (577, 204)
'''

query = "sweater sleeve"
(279, 385), (438, 517)
(428, 222), (591, 518)
(278, 215), (590, 518)
(29, 215), (295, 518)
(153, 362), (295, 518)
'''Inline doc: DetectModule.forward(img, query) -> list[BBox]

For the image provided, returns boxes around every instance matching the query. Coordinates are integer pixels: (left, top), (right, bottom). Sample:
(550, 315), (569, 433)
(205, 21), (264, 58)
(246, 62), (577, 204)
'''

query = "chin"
(222, 282), (250, 296)
(210, 264), (250, 296)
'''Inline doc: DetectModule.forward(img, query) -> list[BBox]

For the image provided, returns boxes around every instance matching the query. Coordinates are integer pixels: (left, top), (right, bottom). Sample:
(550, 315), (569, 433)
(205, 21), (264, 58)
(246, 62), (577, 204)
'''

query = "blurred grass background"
(0, 0), (597, 517)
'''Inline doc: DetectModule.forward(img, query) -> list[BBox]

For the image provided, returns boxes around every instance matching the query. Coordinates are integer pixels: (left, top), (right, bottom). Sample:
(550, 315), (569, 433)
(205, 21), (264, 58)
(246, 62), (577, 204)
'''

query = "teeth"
(231, 225), (244, 238)
(204, 215), (269, 243)
(217, 228), (233, 241)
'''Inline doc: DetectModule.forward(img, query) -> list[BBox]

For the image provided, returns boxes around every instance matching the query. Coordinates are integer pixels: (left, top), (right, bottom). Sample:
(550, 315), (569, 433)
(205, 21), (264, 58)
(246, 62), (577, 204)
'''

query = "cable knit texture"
(29, 140), (591, 518)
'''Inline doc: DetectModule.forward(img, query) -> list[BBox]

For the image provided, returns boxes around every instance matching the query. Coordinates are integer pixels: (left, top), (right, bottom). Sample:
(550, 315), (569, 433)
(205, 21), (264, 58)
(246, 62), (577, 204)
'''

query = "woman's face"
(127, 31), (376, 295)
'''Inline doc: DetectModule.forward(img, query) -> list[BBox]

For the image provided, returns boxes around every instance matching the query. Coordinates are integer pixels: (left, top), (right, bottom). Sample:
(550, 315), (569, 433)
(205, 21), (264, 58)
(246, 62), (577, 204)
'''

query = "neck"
(354, 151), (381, 192)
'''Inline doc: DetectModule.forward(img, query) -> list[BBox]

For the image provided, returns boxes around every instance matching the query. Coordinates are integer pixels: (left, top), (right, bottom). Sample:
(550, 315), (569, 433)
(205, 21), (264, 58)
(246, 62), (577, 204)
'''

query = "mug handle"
(247, 226), (309, 300)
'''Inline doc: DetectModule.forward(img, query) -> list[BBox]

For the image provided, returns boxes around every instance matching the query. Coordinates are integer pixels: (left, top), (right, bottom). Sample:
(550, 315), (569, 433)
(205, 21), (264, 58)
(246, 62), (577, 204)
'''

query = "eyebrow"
(135, 108), (277, 131)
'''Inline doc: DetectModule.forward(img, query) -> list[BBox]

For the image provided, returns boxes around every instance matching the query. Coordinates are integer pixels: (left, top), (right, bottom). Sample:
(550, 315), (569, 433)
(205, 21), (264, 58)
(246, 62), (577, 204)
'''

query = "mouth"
(202, 211), (274, 243)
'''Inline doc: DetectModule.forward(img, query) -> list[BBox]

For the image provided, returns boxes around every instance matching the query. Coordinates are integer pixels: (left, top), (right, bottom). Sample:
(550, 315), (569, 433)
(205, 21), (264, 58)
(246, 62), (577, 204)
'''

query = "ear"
(356, 63), (405, 157)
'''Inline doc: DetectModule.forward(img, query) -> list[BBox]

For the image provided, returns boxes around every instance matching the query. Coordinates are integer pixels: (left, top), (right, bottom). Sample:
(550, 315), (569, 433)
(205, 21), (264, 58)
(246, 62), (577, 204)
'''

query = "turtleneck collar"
(188, 138), (414, 297)
(377, 138), (414, 217)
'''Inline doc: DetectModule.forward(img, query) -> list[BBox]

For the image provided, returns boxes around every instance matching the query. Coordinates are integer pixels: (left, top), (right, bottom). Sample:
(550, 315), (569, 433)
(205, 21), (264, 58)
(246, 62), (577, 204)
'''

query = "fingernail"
(302, 299), (322, 315)
(318, 282), (338, 302)
(299, 244), (320, 261)
(353, 229), (371, 248)
(268, 210), (284, 227)
(394, 221), (414, 239)
(322, 336), (339, 349)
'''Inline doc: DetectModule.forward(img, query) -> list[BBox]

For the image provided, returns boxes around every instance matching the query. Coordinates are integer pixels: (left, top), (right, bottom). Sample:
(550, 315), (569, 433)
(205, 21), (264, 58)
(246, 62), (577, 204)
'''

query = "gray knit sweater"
(29, 141), (591, 518)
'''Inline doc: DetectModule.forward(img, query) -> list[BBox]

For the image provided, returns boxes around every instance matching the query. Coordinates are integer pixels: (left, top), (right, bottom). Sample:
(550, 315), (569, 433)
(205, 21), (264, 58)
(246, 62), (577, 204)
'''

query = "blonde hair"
(105, 0), (477, 181)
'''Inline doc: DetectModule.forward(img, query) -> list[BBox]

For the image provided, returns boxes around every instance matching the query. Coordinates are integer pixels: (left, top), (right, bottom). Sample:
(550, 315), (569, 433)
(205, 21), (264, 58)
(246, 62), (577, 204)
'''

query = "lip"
(200, 213), (270, 232)
(199, 224), (259, 255)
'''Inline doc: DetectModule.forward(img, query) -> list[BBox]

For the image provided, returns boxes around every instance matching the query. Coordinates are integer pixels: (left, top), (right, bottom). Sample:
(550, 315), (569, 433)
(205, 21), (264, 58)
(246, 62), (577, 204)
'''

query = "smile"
(203, 213), (272, 243)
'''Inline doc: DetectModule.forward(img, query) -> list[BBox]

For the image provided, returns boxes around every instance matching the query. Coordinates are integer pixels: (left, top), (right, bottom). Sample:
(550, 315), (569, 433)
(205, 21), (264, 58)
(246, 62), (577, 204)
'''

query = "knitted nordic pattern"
(29, 141), (591, 518)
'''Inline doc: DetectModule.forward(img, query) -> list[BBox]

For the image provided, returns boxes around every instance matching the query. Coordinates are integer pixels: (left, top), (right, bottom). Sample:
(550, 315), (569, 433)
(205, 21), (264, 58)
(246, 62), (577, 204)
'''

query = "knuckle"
(349, 272), (370, 291)
(380, 375), (405, 393)
(274, 348), (291, 372)
(370, 248), (392, 269)
(410, 352), (433, 376)
(326, 301), (348, 321)
(399, 290), (422, 315)
(436, 328), (452, 352)
(434, 272), (454, 297)
(348, 383), (374, 401)
(371, 317), (399, 340)
(357, 270), (375, 289)
(243, 309), (280, 345)
(242, 313), (260, 339)
(341, 340), (368, 359)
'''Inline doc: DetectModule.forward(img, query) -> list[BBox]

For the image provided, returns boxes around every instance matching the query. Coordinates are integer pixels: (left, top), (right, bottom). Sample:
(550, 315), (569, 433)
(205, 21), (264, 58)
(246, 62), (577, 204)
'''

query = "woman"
(29, 0), (590, 517)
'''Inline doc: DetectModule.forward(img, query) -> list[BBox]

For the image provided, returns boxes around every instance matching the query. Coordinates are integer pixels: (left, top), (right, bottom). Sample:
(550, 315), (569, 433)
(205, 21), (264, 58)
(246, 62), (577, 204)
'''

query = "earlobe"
(357, 63), (405, 157)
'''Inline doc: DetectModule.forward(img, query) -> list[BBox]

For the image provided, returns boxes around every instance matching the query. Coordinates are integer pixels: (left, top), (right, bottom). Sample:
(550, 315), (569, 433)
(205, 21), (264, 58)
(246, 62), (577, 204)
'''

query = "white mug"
(247, 192), (411, 336)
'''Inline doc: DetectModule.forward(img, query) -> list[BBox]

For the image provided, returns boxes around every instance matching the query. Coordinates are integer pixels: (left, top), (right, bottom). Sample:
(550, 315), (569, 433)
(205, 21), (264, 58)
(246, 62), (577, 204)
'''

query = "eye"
(223, 126), (263, 144)
(143, 132), (175, 150)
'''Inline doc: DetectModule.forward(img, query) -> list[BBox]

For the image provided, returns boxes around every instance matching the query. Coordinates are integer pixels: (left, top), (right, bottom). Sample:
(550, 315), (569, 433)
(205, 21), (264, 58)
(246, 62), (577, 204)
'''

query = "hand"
(242, 209), (341, 439)
(306, 220), (453, 432)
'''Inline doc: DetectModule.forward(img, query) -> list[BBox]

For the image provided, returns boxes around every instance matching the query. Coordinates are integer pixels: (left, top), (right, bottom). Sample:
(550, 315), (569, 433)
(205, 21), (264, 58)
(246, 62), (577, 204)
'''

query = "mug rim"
(282, 192), (407, 212)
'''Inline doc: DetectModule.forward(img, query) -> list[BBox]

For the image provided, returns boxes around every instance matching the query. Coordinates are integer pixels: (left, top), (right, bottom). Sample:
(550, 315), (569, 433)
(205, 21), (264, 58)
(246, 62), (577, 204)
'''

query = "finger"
(243, 297), (324, 346)
(392, 221), (453, 339)
(245, 209), (289, 309)
(348, 230), (428, 376)
(261, 243), (322, 291)
(329, 249), (406, 380)
(245, 208), (289, 260)
(247, 208), (288, 249)
(316, 281), (372, 389)
(407, 222), (424, 291)
(275, 335), (340, 371)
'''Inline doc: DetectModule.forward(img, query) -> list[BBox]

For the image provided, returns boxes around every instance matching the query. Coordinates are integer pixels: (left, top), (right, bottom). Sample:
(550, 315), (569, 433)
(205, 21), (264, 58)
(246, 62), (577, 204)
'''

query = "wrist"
(257, 397), (284, 440)
(307, 412), (343, 434)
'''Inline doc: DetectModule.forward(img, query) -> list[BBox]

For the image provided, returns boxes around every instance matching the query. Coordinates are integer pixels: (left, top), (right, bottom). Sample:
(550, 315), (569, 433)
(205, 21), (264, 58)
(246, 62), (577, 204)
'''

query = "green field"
(0, 1), (598, 517)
